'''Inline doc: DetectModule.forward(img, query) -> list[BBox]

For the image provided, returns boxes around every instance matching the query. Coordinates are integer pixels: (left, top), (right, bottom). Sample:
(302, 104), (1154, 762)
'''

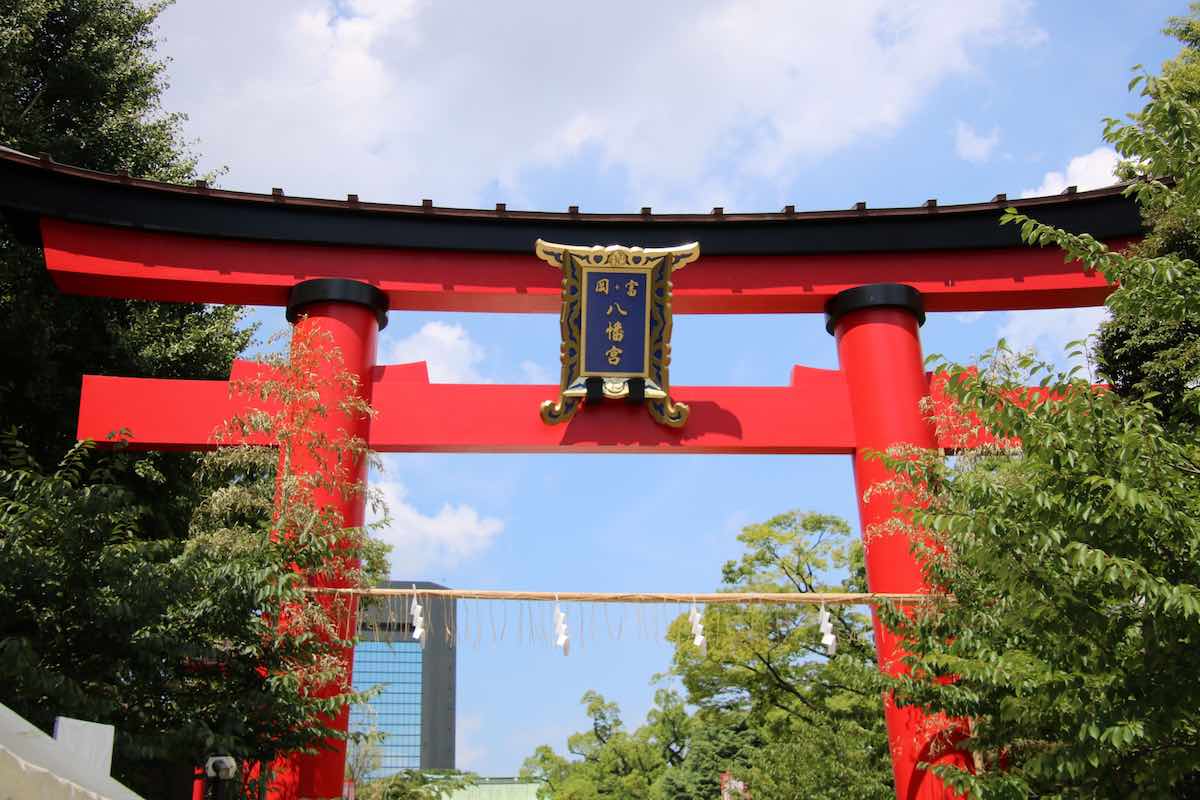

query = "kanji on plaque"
(583, 271), (648, 376)
(535, 240), (699, 428)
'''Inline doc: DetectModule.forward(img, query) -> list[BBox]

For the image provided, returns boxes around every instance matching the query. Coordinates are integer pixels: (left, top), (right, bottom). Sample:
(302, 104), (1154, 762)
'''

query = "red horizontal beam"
(77, 361), (1010, 454)
(79, 362), (861, 454)
(371, 366), (856, 454)
(43, 219), (1123, 314)
(76, 360), (280, 451)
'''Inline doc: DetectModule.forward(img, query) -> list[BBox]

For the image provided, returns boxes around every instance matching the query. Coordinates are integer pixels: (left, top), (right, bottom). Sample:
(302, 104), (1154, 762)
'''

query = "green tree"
(667, 511), (893, 800)
(877, 10), (1200, 797)
(654, 713), (757, 800)
(0, 0), (249, 525)
(356, 770), (476, 800)
(1093, 10), (1200, 430)
(521, 690), (683, 800)
(0, 1), (273, 793)
(522, 513), (895, 800)
(0, 0), (197, 179)
(0, 325), (391, 797)
(346, 723), (384, 786)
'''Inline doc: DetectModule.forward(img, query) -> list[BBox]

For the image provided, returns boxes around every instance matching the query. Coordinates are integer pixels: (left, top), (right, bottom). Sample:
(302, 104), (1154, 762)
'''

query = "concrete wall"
(0, 703), (145, 800)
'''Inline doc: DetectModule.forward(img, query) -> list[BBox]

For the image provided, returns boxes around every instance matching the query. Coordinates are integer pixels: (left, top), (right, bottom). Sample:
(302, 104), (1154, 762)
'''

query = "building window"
(350, 641), (424, 776)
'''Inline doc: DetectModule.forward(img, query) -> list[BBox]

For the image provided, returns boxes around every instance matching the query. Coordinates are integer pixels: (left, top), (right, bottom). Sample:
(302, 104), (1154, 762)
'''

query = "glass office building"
(350, 581), (456, 777)
(350, 640), (424, 771)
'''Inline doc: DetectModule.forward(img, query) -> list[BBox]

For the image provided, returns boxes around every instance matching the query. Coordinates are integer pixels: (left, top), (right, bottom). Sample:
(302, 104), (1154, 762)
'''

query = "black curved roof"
(0, 145), (1143, 255)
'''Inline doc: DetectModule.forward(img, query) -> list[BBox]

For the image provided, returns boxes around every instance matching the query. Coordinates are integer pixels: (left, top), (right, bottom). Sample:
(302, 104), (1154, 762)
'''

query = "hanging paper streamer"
(688, 600), (706, 657)
(330, 587), (934, 660)
(554, 597), (569, 656)
(411, 586), (426, 649)
(818, 604), (836, 656)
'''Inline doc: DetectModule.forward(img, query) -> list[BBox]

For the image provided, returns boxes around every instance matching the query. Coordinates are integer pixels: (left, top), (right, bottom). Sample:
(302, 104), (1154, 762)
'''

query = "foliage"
(0, 1), (248, 527)
(880, 344), (1200, 798)
(1092, 7), (1200, 429)
(0, 324), (390, 797)
(654, 713), (758, 800)
(521, 512), (894, 800)
(346, 729), (384, 786)
(0, 3), (395, 796)
(0, 0), (252, 680)
(0, 1), (281, 792)
(875, 10), (1200, 797)
(0, 0), (198, 180)
(0, 435), (183, 743)
(670, 512), (894, 800)
(0, 0), (248, 567)
(356, 770), (477, 800)
(186, 323), (391, 788)
(521, 690), (685, 800)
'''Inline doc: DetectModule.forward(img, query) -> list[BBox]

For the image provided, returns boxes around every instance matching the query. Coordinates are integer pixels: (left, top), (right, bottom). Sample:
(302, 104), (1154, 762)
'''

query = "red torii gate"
(0, 145), (1142, 800)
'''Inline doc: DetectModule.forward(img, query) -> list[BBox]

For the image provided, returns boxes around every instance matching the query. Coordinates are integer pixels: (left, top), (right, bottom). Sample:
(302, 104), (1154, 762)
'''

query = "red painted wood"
(42, 218), (1126, 314)
(273, 302), (379, 800)
(78, 359), (1043, 458)
(77, 363), (862, 454)
(75, 360), (279, 449)
(834, 307), (970, 800)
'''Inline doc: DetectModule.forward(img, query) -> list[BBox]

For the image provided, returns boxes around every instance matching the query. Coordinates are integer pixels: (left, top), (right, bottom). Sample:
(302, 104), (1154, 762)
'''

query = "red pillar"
(826, 284), (971, 800)
(272, 279), (388, 800)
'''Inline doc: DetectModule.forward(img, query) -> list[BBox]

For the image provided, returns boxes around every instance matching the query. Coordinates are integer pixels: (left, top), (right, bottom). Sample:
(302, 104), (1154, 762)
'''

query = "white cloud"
(955, 311), (986, 324)
(996, 307), (1108, 368)
(1021, 146), (1120, 197)
(1004, 147), (1120, 369)
(384, 322), (555, 384)
(370, 480), (504, 576)
(155, 0), (1045, 210)
(456, 713), (488, 771)
(518, 360), (555, 384)
(954, 121), (1000, 163)
(387, 321), (487, 383)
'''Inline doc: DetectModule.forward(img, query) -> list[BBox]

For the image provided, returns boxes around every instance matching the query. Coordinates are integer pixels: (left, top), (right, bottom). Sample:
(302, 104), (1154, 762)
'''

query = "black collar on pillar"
(286, 278), (390, 330)
(823, 283), (925, 335)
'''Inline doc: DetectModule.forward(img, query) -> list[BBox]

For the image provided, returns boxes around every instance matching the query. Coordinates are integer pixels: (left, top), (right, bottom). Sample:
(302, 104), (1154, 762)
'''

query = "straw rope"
(305, 587), (943, 605)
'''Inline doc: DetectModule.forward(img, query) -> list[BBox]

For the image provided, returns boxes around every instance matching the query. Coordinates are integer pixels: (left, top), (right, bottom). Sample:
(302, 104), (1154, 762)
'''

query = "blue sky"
(153, 0), (1186, 775)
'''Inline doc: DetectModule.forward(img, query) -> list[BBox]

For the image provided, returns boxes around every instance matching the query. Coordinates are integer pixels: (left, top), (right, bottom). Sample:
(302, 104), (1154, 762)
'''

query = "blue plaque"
(535, 241), (700, 428)
(582, 270), (649, 377)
